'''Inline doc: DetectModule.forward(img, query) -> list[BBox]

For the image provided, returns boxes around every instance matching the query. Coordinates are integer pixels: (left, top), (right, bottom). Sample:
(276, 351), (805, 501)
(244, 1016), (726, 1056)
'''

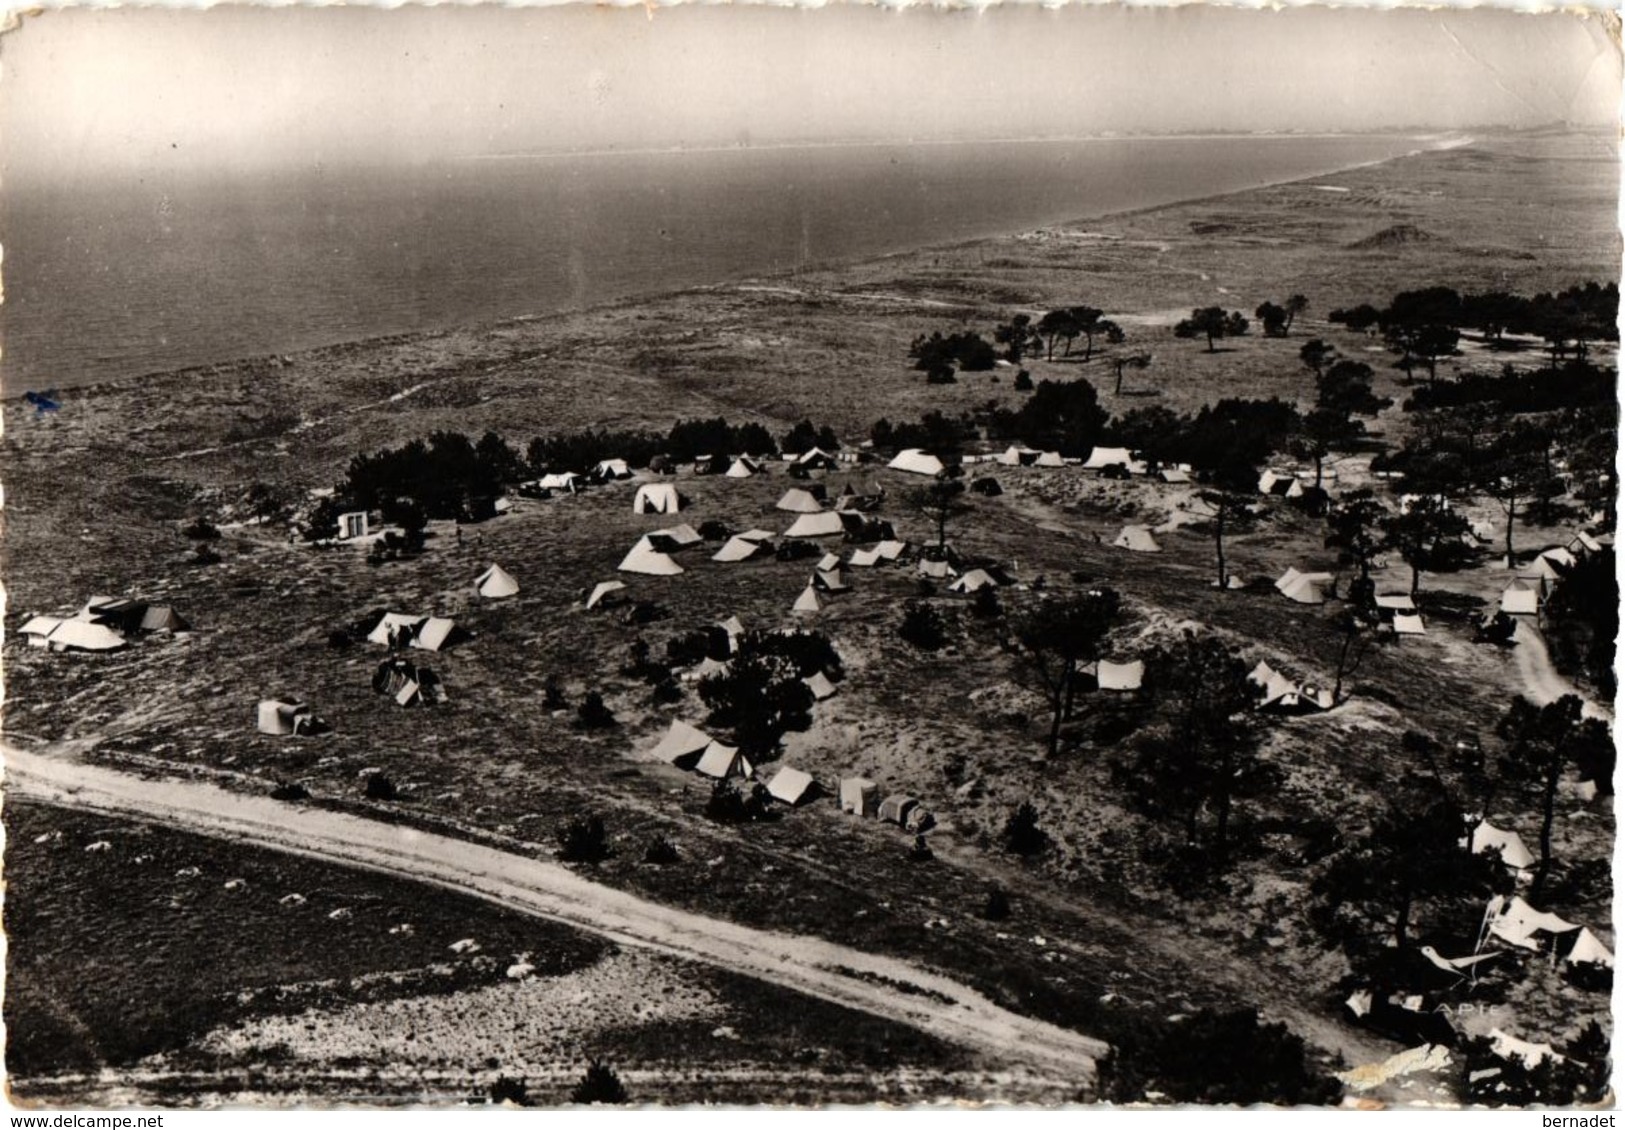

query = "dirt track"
(3, 742), (1107, 1086)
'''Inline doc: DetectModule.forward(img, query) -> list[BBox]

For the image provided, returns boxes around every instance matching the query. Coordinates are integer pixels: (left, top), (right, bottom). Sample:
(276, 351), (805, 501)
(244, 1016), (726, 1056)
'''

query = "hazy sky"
(2, 5), (1618, 181)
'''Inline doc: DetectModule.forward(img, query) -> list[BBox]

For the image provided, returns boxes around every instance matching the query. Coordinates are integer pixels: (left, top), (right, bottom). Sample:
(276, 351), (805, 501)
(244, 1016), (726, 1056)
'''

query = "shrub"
(576, 692), (617, 730)
(1004, 802), (1048, 857)
(972, 585), (1002, 620)
(270, 782), (310, 802)
(737, 628), (842, 680)
(326, 628), (354, 650)
(1014, 370), (1034, 392)
(191, 546), (222, 567)
(651, 677), (683, 705)
(364, 774), (397, 801)
(699, 652), (815, 755)
(907, 835), (935, 862)
(697, 519), (732, 541)
(542, 675), (567, 712)
(1098, 1007), (1341, 1105)
(571, 1059), (630, 1105)
(558, 815), (609, 864)
(643, 836), (680, 865)
(983, 888), (1012, 921)
(182, 516), (221, 541)
(703, 780), (775, 825)
(899, 602), (946, 651)
(489, 1076), (532, 1107)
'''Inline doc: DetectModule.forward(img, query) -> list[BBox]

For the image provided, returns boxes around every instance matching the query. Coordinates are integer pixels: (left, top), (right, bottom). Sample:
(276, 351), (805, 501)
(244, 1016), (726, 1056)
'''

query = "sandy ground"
(5, 742), (1109, 1085)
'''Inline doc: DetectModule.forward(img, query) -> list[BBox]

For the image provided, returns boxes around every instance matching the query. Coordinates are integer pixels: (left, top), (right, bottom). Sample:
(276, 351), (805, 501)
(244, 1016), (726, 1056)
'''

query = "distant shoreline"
(1, 132), (1467, 406)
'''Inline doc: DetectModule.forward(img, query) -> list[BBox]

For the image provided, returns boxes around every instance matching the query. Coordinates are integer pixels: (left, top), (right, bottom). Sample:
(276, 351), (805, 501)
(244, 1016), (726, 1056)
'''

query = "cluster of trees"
(525, 416), (799, 474)
(1543, 549), (1618, 697)
(697, 629), (841, 756)
(345, 430), (522, 523)
(908, 330), (997, 382)
(1330, 283), (1619, 381)
(1254, 295), (1309, 338)
(1174, 307), (1250, 352)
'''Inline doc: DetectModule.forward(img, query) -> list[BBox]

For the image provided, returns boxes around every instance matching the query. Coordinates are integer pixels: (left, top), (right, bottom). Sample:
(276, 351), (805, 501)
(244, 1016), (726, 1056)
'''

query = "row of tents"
(19, 596), (190, 652)
(646, 718), (818, 805)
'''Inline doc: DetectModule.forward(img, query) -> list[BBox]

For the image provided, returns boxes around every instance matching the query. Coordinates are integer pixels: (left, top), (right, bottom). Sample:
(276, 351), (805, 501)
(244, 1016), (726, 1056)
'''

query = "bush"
(703, 780), (776, 825)
(270, 782), (310, 802)
(972, 585), (1002, 620)
(326, 628), (354, 650)
(558, 815), (609, 864)
(651, 677), (683, 705)
(697, 519), (732, 541)
(1098, 1007), (1341, 1105)
(983, 888), (1012, 921)
(736, 628), (842, 680)
(698, 654), (815, 756)
(570, 1059), (629, 1105)
(182, 516), (221, 541)
(1014, 370), (1034, 392)
(191, 546), (222, 567)
(899, 602), (946, 651)
(1004, 802), (1048, 857)
(576, 691), (617, 730)
(489, 1076), (532, 1107)
(907, 835), (935, 862)
(364, 774), (397, 801)
(643, 836), (680, 865)
(542, 676), (567, 712)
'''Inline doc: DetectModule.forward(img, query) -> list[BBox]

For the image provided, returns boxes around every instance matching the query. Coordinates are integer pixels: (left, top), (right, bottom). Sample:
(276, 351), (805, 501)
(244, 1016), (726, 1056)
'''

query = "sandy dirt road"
(4, 743), (1107, 1086)
(1512, 620), (1611, 722)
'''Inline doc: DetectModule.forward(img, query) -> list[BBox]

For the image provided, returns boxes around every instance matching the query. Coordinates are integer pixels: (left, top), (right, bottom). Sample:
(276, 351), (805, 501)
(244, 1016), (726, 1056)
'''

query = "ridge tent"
(717, 616), (745, 639)
(1539, 546), (1577, 570)
(1160, 468), (1192, 484)
(1392, 613), (1427, 636)
(848, 547), (882, 568)
(476, 564), (521, 599)
(888, 449), (945, 477)
(413, 617), (459, 652)
(633, 483), (684, 515)
(619, 538), (684, 576)
(18, 615), (65, 647)
(813, 567), (851, 593)
(840, 777), (879, 817)
(776, 488), (825, 514)
(714, 535), (771, 563)
(1483, 894), (1579, 951)
(792, 586), (823, 614)
(783, 512), (845, 539)
(1113, 526), (1162, 553)
(1083, 446), (1133, 471)
(970, 476), (1004, 496)
(138, 605), (189, 633)
(796, 448), (838, 470)
(1096, 659), (1145, 692)
(1520, 555), (1565, 582)
(1278, 569), (1335, 604)
(82, 598), (148, 633)
(816, 553), (843, 573)
(257, 699), (314, 736)
(367, 612), (423, 647)
(538, 472), (584, 493)
(1034, 451), (1065, 468)
(1488, 1029), (1562, 1071)
(804, 671), (837, 700)
(1470, 822), (1536, 871)
(875, 540), (908, 561)
(585, 580), (627, 610)
(1375, 593), (1416, 613)
(695, 741), (752, 780)
(1500, 582), (1540, 616)
(949, 569), (998, 594)
(1247, 660), (1279, 689)
(918, 558), (956, 580)
(337, 511), (370, 540)
(879, 794), (919, 825)
(1559, 927), (1614, 969)
(996, 445), (1041, 467)
(593, 459), (633, 480)
(737, 528), (777, 542)
(1569, 531), (1604, 556)
(648, 523), (703, 549)
(650, 719), (713, 768)
(725, 455), (762, 478)
(766, 766), (818, 806)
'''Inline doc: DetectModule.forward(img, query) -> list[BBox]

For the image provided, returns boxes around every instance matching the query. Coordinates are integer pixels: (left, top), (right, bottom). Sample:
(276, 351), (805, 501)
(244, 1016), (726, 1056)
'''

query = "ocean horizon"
(0, 132), (1432, 395)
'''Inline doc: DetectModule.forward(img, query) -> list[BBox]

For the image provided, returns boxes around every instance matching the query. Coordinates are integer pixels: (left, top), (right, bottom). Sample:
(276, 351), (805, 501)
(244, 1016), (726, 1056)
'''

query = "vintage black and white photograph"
(0, 2), (1618, 1108)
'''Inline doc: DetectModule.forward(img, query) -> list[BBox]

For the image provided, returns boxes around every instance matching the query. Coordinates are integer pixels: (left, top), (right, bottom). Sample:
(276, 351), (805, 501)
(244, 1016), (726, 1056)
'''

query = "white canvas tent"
(766, 766), (817, 806)
(18, 615), (65, 647)
(1483, 894), (1579, 951)
(414, 617), (459, 652)
(949, 569), (998, 593)
(648, 523), (703, 549)
(713, 535), (770, 563)
(1113, 526), (1161, 553)
(888, 449), (945, 477)
(1083, 446), (1133, 470)
(875, 540), (908, 562)
(1034, 451), (1065, 468)
(1160, 467), (1192, 484)
(695, 741), (752, 780)
(1500, 582), (1541, 616)
(784, 511), (845, 538)
(996, 445), (1041, 467)
(594, 459), (632, 480)
(1562, 927), (1614, 968)
(1569, 531), (1604, 556)
(338, 511), (370, 540)
(848, 547), (882, 568)
(367, 612), (421, 646)
(776, 488), (825, 514)
(1094, 659), (1145, 691)
(814, 567), (850, 593)
(538, 472), (584, 493)
(1470, 822), (1536, 870)
(257, 698), (312, 736)
(792, 586), (823, 614)
(650, 719), (713, 767)
(918, 558), (956, 580)
(804, 671), (837, 700)
(725, 456), (761, 478)
(633, 483), (683, 514)
(1375, 593), (1416, 613)
(476, 564), (520, 598)
(1277, 568), (1335, 604)
(840, 777), (879, 816)
(619, 538), (684, 576)
(585, 580), (627, 609)
(1392, 613), (1427, 636)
